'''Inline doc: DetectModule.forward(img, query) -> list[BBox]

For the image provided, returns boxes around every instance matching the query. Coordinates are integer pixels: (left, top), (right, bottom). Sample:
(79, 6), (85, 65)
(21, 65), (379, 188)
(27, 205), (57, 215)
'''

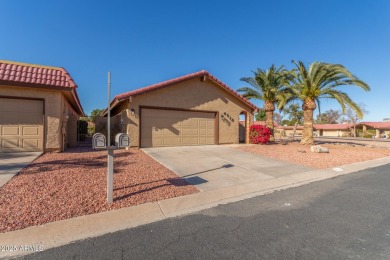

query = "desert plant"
(249, 125), (271, 144)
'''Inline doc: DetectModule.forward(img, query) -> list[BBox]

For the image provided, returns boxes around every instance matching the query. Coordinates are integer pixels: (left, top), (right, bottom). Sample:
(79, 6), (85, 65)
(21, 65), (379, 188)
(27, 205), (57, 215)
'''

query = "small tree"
(249, 125), (271, 144)
(255, 109), (266, 121)
(316, 109), (341, 124)
(273, 112), (282, 125)
(90, 108), (104, 123)
(282, 104), (303, 125)
(342, 103), (369, 137)
(282, 104), (303, 137)
(281, 119), (294, 126)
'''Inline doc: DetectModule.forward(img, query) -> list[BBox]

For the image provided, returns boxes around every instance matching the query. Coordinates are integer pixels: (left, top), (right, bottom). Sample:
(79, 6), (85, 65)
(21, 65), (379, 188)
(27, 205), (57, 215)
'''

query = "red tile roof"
(115, 70), (258, 111)
(360, 122), (390, 129)
(313, 123), (354, 130)
(0, 60), (84, 115)
(0, 60), (77, 88)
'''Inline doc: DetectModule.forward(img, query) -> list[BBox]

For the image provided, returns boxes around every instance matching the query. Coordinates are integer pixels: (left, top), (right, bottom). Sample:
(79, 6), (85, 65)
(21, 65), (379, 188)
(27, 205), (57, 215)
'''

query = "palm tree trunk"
(301, 109), (314, 145)
(265, 110), (274, 141)
(264, 100), (275, 141)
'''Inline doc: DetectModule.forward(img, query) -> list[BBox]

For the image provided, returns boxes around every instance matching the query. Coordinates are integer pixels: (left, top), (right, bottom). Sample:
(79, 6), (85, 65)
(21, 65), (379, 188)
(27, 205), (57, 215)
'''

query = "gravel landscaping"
(235, 141), (390, 169)
(0, 148), (198, 233)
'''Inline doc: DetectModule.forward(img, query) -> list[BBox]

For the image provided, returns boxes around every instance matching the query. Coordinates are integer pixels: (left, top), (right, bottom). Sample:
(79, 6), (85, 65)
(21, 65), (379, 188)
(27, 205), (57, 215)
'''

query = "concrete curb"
(1, 156), (390, 259)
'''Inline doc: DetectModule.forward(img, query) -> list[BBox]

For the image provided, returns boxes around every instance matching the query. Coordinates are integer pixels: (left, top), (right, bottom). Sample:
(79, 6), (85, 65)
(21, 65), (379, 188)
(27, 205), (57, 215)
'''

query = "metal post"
(107, 72), (113, 204)
(107, 148), (114, 204)
(107, 72), (111, 146)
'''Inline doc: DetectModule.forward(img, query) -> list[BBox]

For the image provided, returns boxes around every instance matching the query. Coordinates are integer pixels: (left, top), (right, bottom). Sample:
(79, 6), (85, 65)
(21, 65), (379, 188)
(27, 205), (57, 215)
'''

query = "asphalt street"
(21, 164), (390, 260)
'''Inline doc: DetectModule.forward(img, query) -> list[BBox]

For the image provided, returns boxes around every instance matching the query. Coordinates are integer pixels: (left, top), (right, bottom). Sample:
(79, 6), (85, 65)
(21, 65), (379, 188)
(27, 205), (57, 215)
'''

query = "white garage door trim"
(0, 97), (44, 152)
(140, 107), (218, 148)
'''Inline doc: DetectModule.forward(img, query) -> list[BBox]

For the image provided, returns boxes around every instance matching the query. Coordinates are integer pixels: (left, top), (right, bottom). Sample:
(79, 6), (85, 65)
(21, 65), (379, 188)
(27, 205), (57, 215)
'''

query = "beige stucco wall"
(322, 130), (338, 137)
(62, 97), (80, 148)
(66, 115), (78, 147)
(0, 85), (66, 151)
(113, 78), (254, 147)
(321, 129), (350, 137)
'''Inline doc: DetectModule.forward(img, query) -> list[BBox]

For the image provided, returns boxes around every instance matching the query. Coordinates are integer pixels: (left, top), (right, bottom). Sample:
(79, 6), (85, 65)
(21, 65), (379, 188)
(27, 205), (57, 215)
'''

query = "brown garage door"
(0, 98), (44, 152)
(141, 108), (215, 148)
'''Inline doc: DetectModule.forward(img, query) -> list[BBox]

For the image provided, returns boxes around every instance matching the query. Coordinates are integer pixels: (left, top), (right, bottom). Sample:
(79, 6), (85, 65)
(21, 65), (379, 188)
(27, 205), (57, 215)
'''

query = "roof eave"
(69, 88), (85, 116)
(101, 98), (120, 117)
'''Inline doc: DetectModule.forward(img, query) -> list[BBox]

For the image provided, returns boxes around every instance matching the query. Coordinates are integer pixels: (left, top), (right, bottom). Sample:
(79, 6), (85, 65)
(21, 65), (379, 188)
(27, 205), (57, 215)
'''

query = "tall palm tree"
(237, 65), (292, 140)
(290, 61), (370, 145)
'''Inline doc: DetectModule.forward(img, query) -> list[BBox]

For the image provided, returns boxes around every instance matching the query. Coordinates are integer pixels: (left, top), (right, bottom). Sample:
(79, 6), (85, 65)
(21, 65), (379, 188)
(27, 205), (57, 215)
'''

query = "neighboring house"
(102, 70), (257, 147)
(314, 123), (354, 137)
(359, 122), (390, 138)
(0, 60), (84, 152)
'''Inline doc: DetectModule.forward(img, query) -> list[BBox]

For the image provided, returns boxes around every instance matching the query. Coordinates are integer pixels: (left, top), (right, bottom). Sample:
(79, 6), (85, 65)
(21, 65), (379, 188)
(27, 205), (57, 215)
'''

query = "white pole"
(107, 72), (113, 204)
(107, 149), (113, 204)
(107, 72), (111, 146)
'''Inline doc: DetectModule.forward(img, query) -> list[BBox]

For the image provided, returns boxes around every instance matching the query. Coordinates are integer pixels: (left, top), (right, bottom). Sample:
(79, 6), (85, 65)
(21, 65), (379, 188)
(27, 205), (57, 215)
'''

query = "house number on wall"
(221, 112), (235, 122)
(221, 112), (235, 126)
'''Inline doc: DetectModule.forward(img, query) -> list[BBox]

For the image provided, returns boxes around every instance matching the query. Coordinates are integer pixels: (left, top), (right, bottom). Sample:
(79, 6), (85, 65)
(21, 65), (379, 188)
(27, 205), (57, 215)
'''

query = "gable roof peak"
(114, 70), (257, 111)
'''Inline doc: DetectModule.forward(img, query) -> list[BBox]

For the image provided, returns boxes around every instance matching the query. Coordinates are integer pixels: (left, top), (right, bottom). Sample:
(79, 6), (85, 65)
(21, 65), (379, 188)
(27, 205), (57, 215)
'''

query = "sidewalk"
(1, 156), (390, 259)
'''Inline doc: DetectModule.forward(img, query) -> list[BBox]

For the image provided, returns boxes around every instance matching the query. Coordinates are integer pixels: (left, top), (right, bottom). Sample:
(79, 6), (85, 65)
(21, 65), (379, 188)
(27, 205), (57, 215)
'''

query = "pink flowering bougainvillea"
(249, 125), (271, 144)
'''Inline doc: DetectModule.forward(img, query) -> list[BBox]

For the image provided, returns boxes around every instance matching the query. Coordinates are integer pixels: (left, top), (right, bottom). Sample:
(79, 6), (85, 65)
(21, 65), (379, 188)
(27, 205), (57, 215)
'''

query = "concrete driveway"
(0, 152), (42, 187)
(142, 145), (311, 191)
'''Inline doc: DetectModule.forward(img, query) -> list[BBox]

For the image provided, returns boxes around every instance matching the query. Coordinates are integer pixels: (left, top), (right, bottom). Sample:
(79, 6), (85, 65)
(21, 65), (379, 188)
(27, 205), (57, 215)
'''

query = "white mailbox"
(92, 133), (107, 149)
(115, 133), (130, 148)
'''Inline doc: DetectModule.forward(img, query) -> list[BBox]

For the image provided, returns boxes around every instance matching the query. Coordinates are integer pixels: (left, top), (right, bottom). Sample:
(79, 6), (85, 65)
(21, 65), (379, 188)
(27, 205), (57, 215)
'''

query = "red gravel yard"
(235, 142), (390, 169)
(0, 148), (198, 233)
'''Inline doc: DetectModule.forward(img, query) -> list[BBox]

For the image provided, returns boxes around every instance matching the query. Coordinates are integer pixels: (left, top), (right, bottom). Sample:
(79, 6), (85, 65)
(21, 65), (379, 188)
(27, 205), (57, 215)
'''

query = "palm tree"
(238, 65), (293, 140)
(289, 61), (370, 145)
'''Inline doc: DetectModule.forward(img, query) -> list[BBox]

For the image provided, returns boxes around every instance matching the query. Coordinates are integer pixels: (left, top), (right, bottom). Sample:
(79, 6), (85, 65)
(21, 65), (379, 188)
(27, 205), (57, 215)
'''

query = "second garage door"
(141, 108), (216, 148)
(0, 98), (44, 152)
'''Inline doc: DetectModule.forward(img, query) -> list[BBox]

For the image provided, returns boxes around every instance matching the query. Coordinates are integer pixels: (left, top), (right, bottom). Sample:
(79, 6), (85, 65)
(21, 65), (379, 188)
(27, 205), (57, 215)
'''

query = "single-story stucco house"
(0, 60), (84, 152)
(359, 122), (390, 138)
(314, 123), (354, 137)
(103, 70), (257, 148)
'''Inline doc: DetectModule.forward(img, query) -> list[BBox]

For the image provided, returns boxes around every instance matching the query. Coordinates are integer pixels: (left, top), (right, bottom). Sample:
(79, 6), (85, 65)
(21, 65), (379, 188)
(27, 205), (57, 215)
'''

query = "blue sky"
(1, 0), (389, 121)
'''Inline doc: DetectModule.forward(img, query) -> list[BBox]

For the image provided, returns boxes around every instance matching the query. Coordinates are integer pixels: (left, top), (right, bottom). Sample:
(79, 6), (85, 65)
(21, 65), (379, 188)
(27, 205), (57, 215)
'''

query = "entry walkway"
(142, 145), (311, 191)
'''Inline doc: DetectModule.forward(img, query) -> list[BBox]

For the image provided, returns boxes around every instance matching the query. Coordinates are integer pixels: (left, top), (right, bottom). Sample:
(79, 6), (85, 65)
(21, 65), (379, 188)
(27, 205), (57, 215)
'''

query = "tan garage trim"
(140, 106), (218, 148)
(0, 97), (44, 152)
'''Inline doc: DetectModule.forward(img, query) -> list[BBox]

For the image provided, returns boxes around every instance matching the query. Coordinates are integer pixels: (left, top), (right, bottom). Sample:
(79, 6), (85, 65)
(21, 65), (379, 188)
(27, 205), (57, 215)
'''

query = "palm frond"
(236, 87), (262, 100)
